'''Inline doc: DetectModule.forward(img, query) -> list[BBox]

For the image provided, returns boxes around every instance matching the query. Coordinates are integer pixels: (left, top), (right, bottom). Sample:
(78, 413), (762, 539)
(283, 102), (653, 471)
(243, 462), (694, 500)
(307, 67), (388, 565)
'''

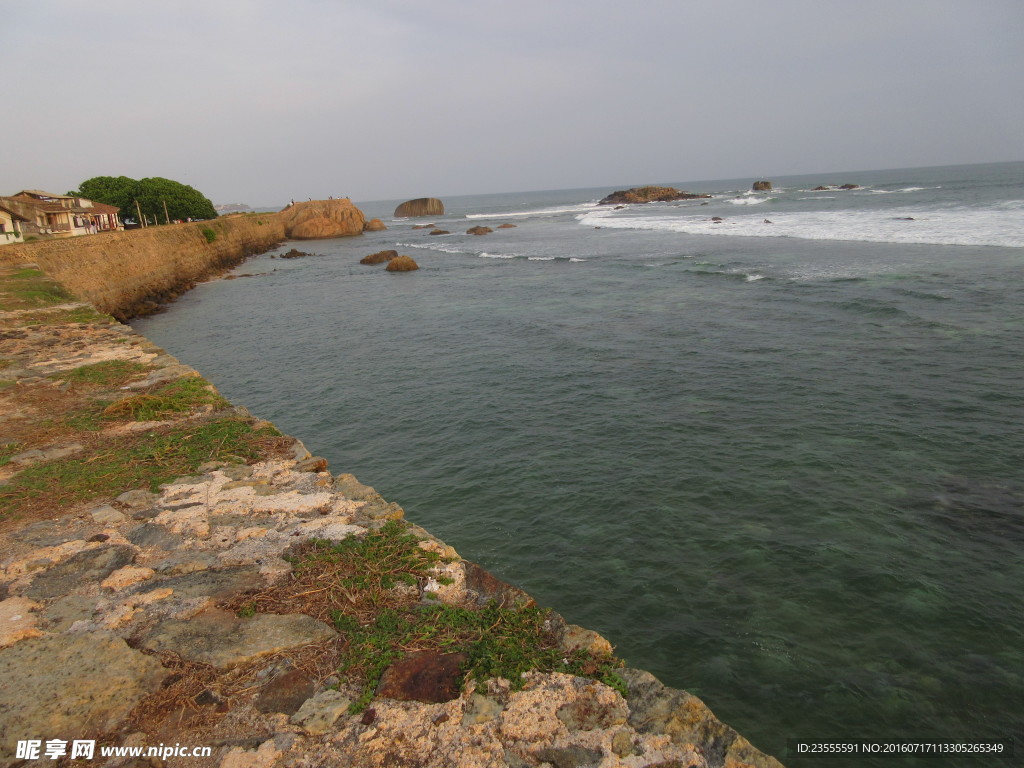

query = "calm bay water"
(134, 163), (1024, 765)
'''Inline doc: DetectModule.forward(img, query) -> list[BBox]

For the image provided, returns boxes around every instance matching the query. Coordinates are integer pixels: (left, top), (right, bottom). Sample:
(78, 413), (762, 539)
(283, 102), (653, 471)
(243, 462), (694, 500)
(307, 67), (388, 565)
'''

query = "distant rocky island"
(598, 186), (712, 205)
(394, 198), (444, 217)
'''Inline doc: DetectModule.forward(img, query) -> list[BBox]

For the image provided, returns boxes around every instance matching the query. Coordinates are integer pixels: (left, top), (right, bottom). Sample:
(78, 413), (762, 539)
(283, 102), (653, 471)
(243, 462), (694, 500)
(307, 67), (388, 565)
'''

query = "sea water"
(134, 162), (1024, 766)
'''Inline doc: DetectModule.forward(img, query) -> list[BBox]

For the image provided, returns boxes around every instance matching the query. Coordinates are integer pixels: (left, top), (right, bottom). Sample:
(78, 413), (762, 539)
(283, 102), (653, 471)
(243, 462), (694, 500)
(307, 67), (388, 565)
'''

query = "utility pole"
(134, 199), (145, 228)
(163, 199), (170, 225)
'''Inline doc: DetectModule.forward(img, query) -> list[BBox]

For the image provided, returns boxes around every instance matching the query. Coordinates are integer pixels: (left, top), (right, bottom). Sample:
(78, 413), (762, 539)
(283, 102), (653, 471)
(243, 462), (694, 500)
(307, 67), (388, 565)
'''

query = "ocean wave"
(576, 207), (1024, 248)
(395, 241), (473, 255)
(465, 202), (598, 220)
(728, 196), (771, 205)
(479, 252), (516, 259)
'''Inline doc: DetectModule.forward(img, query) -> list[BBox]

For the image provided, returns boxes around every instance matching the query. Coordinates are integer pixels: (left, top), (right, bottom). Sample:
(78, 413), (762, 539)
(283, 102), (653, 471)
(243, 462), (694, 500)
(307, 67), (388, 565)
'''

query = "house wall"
(0, 210), (24, 245)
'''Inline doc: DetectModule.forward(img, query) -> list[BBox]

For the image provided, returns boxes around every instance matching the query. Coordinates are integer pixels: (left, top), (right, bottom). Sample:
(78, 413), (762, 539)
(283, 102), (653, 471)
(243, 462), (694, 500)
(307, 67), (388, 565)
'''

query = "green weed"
(101, 376), (228, 421)
(52, 360), (151, 388)
(0, 269), (74, 310)
(200, 227), (217, 243)
(0, 417), (282, 518)
(278, 521), (625, 714)
(0, 442), (22, 467)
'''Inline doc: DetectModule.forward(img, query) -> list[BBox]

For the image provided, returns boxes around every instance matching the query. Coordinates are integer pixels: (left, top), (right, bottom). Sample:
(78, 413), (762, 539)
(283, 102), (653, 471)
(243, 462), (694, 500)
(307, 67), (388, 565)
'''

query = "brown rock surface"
(598, 186), (712, 205)
(498, 222), (518, 228)
(386, 255), (420, 272)
(0, 633), (167, 749)
(466, 226), (493, 235)
(281, 199), (366, 240)
(141, 608), (338, 668)
(376, 651), (468, 703)
(394, 198), (445, 217)
(363, 218), (387, 231)
(752, 180), (773, 191)
(360, 249), (398, 265)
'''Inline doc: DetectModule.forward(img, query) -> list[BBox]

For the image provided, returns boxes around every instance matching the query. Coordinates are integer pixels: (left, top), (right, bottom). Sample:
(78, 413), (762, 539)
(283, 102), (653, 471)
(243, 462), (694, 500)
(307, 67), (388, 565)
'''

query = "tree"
(70, 176), (218, 223)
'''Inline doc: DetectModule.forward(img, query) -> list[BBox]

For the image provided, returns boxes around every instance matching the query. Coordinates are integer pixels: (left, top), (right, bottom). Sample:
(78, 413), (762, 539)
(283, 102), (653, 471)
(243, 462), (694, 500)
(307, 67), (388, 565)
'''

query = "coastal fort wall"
(0, 214), (287, 320)
(0, 218), (785, 767)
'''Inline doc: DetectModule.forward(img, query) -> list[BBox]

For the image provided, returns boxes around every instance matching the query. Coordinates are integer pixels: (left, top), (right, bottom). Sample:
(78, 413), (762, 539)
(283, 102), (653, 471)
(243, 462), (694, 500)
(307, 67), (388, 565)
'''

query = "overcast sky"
(4, 0), (1022, 206)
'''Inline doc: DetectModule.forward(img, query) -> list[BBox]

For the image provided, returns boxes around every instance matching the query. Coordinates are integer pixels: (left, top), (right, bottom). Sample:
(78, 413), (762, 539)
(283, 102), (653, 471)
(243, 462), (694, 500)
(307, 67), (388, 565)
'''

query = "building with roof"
(0, 190), (123, 239)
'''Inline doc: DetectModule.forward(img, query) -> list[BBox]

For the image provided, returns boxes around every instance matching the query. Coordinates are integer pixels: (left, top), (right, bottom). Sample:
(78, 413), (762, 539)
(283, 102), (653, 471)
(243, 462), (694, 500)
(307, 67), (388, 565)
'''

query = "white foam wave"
(728, 196), (770, 205)
(479, 252), (516, 259)
(465, 202), (598, 220)
(527, 256), (556, 261)
(798, 196), (835, 200)
(569, 257), (586, 262)
(575, 206), (1024, 248)
(395, 241), (470, 255)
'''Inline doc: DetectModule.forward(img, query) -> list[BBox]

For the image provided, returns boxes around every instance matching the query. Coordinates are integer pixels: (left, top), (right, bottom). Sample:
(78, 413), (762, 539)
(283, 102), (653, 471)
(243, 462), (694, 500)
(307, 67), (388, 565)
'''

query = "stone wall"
(0, 214), (287, 320)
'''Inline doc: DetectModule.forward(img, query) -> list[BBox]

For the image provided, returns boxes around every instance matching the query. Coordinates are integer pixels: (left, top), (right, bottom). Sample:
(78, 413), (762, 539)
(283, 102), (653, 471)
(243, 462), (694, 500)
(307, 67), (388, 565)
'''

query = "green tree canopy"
(70, 176), (218, 223)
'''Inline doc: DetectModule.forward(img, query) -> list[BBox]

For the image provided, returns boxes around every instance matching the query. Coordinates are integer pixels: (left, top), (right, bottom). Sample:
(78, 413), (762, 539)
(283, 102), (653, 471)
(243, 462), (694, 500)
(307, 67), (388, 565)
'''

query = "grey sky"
(5, 0), (1022, 206)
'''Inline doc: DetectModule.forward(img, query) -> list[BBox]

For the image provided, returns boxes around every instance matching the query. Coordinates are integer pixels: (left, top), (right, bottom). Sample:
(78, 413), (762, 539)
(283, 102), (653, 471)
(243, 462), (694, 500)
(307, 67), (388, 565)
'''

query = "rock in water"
(386, 255), (419, 272)
(281, 199), (366, 240)
(394, 198), (444, 217)
(364, 218), (387, 231)
(598, 186), (711, 205)
(466, 226), (493, 235)
(752, 180), (773, 191)
(360, 249), (398, 265)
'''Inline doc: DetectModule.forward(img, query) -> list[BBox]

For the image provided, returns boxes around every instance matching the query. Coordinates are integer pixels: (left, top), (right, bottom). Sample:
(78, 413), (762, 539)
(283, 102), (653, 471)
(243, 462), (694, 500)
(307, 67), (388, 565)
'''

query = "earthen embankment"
(0, 214), (286, 320)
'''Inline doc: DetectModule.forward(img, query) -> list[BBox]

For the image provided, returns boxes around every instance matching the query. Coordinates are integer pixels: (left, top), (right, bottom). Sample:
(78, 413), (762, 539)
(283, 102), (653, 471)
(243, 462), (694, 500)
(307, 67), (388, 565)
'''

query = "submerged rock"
(363, 218), (387, 231)
(360, 249), (398, 265)
(466, 226), (493, 235)
(386, 255), (420, 272)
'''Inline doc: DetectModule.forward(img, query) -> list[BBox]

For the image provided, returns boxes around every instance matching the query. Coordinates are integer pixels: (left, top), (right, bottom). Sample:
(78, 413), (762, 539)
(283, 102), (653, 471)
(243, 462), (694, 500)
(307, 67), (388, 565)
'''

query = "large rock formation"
(281, 199), (365, 240)
(364, 218), (387, 231)
(752, 180), (772, 191)
(598, 186), (711, 205)
(394, 198), (444, 218)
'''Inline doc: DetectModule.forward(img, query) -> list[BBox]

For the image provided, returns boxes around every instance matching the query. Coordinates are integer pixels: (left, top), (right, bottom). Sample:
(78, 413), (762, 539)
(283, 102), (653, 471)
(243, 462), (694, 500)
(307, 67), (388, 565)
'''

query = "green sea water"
(135, 163), (1024, 765)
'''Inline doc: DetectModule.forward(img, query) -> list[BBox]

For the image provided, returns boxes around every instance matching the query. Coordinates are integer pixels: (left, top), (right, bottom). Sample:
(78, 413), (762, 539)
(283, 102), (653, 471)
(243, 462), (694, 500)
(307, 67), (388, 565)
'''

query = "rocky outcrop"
(752, 180), (772, 191)
(386, 255), (419, 272)
(360, 249), (398, 265)
(498, 223), (517, 228)
(364, 218), (387, 231)
(466, 226), (493, 235)
(598, 186), (711, 205)
(281, 199), (366, 240)
(429, 229), (450, 236)
(394, 198), (445, 218)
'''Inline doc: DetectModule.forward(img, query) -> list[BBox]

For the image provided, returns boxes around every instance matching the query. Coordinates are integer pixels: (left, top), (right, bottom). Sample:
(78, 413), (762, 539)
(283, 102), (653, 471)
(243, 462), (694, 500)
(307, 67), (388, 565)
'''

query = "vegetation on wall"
(69, 176), (218, 224)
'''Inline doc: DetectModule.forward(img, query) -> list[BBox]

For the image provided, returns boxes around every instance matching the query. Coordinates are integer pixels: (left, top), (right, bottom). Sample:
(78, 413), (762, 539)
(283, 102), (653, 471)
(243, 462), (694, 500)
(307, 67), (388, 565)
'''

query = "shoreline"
(0, 232), (784, 767)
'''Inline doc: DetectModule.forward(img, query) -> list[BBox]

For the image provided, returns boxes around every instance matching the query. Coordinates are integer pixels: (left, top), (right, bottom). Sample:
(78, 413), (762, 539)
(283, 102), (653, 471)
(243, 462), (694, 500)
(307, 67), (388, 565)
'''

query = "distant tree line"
(68, 176), (218, 224)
